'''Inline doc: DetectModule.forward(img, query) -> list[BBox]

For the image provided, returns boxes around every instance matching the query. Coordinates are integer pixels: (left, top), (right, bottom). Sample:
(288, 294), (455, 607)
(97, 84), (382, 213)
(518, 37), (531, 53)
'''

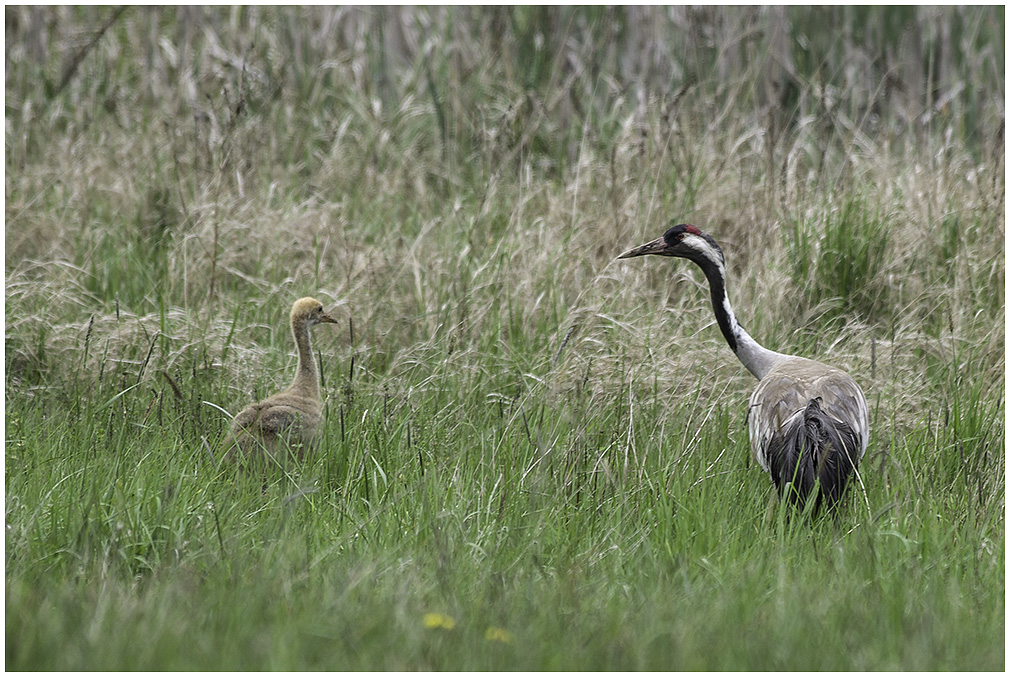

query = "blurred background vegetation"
(6, 5), (1003, 378)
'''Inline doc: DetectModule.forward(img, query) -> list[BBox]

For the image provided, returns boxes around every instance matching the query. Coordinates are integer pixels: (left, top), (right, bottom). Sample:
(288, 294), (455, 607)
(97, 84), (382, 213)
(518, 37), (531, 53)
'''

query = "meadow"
(5, 7), (1005, 670)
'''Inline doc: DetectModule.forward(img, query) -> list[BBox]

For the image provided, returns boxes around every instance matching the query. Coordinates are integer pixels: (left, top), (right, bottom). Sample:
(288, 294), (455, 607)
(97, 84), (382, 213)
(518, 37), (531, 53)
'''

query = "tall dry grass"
(6, 6), (1004, 447)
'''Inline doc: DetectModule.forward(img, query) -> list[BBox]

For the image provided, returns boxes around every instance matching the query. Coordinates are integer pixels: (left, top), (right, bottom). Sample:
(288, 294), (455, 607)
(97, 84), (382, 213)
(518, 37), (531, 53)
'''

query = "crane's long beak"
(617, 236), (667, 259)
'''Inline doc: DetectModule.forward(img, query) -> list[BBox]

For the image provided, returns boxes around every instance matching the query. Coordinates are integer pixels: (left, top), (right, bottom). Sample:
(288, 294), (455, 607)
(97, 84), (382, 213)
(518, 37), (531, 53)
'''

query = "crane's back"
(748, 356), (868, 467)
(748, 356), (868, 509)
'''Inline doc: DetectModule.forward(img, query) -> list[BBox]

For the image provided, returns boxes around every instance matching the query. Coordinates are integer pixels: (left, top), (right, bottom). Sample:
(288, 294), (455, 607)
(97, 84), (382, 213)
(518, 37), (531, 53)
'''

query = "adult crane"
(619, 224), (868, 513)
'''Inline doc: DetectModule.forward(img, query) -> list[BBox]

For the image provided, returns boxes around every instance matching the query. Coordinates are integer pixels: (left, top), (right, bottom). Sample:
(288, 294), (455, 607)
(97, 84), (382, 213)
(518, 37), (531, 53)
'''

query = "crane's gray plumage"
(619, 224), (868, 512)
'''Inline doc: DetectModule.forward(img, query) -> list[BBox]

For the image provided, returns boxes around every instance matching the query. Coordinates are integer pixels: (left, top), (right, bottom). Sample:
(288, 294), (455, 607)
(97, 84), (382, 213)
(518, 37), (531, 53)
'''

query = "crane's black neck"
(690, 251), (784, 380)
(696, 257), (739, 354)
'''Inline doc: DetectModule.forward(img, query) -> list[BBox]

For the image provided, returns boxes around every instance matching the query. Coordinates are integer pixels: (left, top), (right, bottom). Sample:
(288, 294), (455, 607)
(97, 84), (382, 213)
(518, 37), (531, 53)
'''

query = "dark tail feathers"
(766, 398), (860, 513)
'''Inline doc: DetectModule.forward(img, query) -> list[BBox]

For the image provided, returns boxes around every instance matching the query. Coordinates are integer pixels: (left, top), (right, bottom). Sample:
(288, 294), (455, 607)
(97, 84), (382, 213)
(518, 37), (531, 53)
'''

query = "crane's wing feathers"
(748, 357), (868, 473)
(762, 398), (861, 510)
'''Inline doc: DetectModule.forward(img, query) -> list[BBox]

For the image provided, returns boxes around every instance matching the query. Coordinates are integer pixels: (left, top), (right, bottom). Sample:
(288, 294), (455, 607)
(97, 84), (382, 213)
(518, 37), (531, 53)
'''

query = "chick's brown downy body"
(225, 297), (338, 466)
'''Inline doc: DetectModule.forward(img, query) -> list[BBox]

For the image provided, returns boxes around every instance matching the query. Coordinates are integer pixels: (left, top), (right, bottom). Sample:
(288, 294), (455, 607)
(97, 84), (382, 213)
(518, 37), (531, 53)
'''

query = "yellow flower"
(422, 612), (456, 630)
(484, 626), (513, 643)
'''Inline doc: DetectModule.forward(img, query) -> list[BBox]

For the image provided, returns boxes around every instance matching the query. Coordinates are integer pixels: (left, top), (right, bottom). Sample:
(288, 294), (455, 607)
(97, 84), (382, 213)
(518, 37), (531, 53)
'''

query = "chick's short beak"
(320, 313), (339, 324)
(617, 236), (667, 259)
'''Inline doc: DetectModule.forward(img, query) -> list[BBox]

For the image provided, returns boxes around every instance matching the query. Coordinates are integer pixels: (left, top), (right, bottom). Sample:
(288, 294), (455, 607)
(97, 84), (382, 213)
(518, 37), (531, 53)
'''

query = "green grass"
(785, 194), (893, 326)
(5, 6), (1005, 671)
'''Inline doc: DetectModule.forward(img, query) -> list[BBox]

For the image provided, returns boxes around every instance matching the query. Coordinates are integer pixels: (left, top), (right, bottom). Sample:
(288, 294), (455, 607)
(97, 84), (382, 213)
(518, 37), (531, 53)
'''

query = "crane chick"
(225, 297), (338, 467)
(619, 224), (868, 514)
